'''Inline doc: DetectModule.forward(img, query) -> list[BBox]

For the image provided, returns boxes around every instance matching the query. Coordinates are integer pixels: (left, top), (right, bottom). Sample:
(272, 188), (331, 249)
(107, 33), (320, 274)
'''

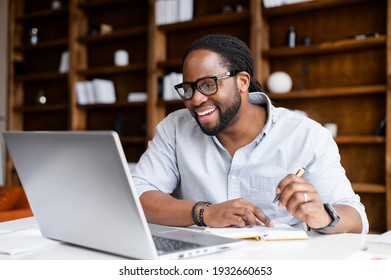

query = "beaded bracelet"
(198, 202), (212, 227)
(191, 201), (212, 226)
(191, 201), (205, 226)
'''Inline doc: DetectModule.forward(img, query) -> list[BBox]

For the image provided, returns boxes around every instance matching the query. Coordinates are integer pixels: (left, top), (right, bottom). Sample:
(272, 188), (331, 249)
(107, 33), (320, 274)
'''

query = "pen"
(272, 168), (306, 203)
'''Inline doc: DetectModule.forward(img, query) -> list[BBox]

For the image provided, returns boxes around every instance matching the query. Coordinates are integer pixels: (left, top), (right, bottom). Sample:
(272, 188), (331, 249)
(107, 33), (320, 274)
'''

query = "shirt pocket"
(249, 175), (289, 220)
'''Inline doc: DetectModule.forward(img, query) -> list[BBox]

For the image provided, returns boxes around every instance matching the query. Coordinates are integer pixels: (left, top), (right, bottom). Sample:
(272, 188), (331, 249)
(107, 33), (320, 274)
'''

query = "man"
(132, 34), (368, 234)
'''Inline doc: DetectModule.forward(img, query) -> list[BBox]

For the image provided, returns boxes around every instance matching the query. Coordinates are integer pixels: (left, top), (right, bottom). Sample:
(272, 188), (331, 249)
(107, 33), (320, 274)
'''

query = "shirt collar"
(248, 91), (274, 144)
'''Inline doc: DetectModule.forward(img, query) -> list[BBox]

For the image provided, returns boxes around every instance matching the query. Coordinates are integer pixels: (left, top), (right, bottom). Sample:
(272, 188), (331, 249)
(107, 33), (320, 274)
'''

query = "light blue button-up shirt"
(132, 92), (369, 233)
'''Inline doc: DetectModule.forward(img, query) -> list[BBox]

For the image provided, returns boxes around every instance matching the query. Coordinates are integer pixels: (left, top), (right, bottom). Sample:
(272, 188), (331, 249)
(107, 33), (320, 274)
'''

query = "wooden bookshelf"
(7, 0), (391, 232)
(260, 0), (390, 232)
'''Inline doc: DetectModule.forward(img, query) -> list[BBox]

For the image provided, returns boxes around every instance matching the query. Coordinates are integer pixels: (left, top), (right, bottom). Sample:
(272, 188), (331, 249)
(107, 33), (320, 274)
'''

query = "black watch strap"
(313, 203), (340, 234)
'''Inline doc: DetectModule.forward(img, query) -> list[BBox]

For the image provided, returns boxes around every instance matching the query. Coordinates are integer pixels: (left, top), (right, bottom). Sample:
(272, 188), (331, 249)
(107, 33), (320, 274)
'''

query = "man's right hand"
(202, 198), (274, 228)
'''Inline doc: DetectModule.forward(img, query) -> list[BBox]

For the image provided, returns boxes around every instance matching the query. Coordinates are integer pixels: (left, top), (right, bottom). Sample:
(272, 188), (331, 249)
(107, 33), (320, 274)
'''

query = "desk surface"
(0, 217), (376, 260)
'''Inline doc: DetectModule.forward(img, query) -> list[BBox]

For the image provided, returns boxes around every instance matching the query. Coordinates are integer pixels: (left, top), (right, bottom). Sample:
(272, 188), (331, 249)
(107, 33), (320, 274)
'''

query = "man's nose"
(190, 87), (208, 105)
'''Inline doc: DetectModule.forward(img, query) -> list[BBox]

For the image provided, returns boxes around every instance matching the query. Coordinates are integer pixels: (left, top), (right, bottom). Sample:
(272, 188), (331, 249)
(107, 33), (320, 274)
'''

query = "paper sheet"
(0, 229), (60, 255)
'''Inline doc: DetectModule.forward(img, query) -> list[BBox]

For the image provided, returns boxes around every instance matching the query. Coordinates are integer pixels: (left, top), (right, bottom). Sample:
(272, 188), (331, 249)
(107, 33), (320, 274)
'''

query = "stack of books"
(127, 92), (147, 102)
(263, 0), (312, 8)
(155, 0), (193, 25)
(76, 79), (116, 105)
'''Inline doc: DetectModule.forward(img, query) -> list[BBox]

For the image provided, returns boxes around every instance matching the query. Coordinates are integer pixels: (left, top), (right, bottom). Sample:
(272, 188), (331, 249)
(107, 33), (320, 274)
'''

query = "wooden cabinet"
(7, 0), (72, 184)
(260, 0), (390, 232)
(73, 0), (150, 163)
(7, 0), (150, 181)
(8, 1), (70, 131)
(7, 0), (391, 231)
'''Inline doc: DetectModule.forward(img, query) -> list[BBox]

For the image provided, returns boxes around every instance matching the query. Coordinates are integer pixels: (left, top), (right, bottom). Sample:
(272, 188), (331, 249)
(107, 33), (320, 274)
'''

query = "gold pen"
(272, 168), (306, 203)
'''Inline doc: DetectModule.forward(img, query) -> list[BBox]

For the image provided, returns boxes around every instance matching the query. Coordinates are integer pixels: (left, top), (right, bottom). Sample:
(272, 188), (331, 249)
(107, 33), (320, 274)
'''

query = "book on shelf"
(84, 82), (95, 104)
(163, 72), (183, 101)
(76, 79), (116, 105)
(178, 0), (193, 22)
(76, 81), (93, 105)
(203, 224), (309, 241)
(59, 50), (69, 73)
(92, 79), (116, 104)
(262, 0), (312, 9)
(127, 92), (147, 102)
(156, 0), (193, 25)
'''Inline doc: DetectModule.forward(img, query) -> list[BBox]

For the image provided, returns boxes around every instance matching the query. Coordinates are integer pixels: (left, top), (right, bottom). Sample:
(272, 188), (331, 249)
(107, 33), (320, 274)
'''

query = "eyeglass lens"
(181, 77), (217, 98)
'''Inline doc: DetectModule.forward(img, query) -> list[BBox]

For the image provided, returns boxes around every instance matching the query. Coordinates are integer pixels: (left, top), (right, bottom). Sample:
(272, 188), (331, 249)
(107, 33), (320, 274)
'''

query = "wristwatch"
(313, 203), (340, 234)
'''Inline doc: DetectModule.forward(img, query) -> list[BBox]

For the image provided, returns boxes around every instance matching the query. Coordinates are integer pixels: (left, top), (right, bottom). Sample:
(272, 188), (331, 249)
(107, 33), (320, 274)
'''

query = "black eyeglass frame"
(174, 70), (241, 100)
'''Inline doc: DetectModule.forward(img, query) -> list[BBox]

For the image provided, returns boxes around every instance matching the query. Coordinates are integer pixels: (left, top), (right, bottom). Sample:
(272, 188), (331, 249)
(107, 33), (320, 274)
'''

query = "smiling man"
(132, 34), (368, 234)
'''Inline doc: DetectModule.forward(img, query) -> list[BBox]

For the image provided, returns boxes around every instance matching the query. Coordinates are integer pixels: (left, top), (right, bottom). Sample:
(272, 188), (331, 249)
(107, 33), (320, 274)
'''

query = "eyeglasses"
(174, 70), (240, 100)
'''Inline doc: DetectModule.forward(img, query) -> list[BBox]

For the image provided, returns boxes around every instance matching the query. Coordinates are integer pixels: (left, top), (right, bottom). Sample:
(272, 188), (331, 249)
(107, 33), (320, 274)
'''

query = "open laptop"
(3, 131), (244, 259)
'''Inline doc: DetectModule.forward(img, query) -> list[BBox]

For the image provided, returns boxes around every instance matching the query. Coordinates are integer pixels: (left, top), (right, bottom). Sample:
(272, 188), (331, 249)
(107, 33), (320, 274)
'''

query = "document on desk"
(365, 230), (391, 254)
(203, 224), (309, 241)
(0, 229), (60, 255)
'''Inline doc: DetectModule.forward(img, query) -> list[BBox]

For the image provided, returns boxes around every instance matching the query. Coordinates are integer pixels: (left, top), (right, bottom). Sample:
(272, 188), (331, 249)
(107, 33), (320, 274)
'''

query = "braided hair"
(182, 34), (263, 93)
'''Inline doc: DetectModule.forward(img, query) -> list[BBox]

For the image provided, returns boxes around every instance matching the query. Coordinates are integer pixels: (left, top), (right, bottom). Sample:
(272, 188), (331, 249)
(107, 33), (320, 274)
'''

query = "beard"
(196, 88), (242, 136)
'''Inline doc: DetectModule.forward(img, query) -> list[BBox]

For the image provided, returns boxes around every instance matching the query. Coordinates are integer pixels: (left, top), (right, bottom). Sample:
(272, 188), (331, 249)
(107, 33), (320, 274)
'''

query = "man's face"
(182, 50), (242, 136)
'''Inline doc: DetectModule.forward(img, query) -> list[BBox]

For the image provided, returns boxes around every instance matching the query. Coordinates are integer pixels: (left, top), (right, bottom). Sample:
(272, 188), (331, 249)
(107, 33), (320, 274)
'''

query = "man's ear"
(237, 71), (251, 92)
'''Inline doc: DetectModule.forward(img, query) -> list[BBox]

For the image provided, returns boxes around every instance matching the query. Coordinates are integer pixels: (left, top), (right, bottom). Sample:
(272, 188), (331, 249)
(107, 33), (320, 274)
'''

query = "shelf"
(335, 136), (385, 145)
(15, 72), (67, 82)
(158, 11), (249, 32)
(157, 59), (182, 69)
(120, 136), (147, 144)
(15, 38), (69, 51)
(77, 63), (147, 76)
(16, 7), (69, 21)
(78, 0), (131, 10)
(352, 182), (385, 194)
(268, 84), (386, 99)
(263, 0), (371, 17)
(78, 26), (148, 44)
(14, 104), (68, 113)
(157, 99), (183, 106)
(263, 36), (386, 57)
(80, 101), (147, 109)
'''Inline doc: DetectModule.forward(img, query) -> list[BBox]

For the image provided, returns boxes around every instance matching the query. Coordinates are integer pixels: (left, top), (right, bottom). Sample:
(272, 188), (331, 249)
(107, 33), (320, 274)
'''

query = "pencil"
(272, 168), (306, 203)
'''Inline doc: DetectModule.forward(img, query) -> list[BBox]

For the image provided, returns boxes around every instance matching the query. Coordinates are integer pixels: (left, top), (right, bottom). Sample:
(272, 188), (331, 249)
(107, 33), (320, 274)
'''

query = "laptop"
(3, 131), (244, 259)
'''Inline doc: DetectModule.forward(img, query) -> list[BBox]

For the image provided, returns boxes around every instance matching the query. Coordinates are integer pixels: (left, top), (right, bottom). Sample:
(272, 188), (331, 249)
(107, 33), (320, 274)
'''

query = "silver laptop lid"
(4, 131), (159, 259)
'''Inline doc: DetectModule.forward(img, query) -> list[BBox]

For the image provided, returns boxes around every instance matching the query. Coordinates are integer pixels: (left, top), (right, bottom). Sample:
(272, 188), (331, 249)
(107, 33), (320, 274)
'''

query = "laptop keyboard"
(153, 236), (202, 254)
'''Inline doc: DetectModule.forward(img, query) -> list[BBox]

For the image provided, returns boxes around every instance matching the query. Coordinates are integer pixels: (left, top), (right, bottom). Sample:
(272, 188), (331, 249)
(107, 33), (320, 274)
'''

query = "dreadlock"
(182, 34), (263, 93)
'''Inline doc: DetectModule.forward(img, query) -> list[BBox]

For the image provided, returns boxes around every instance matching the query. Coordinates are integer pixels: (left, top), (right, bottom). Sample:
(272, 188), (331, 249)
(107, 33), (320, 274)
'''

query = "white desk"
(0, 217), (377, 260)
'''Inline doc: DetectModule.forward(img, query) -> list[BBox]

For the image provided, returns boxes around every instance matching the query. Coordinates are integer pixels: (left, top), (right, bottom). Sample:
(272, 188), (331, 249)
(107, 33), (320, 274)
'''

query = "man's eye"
(201, 82), (216, 91)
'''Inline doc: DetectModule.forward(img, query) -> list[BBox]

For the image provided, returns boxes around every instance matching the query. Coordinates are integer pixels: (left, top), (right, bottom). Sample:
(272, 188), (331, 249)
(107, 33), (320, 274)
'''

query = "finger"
(230, 207), (268, 228)
(285, 191), (312, 216)
(278, 181), (311, 208)
(276, 173), (306, 194)
(229, 214), (247, 228)
(232, 207), (259, 227)
(253, 207), (274, 227)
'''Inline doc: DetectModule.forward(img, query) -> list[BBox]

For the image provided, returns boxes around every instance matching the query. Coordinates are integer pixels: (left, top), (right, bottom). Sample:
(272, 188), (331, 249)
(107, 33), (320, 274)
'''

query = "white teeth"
(197, 108), (215, 116)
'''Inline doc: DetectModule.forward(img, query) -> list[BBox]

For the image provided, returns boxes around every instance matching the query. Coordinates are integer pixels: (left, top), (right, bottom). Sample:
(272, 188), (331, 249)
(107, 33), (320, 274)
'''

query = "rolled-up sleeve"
(132, 112), (181, 197)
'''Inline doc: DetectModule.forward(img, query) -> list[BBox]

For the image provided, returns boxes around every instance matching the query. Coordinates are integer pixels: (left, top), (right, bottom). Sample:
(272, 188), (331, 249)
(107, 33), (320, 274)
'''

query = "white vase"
(267, 71), (293, 94)
(114, 50), (129, 66)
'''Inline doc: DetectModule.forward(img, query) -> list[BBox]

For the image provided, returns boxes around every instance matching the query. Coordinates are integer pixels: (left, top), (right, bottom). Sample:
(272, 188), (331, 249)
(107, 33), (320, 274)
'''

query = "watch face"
(325, 203), (340, 222)
(314, 204), (340, 233)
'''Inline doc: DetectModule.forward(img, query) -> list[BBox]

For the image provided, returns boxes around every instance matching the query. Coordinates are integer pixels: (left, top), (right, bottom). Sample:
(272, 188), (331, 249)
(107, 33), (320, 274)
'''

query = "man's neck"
(217, 102), (267, 157)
